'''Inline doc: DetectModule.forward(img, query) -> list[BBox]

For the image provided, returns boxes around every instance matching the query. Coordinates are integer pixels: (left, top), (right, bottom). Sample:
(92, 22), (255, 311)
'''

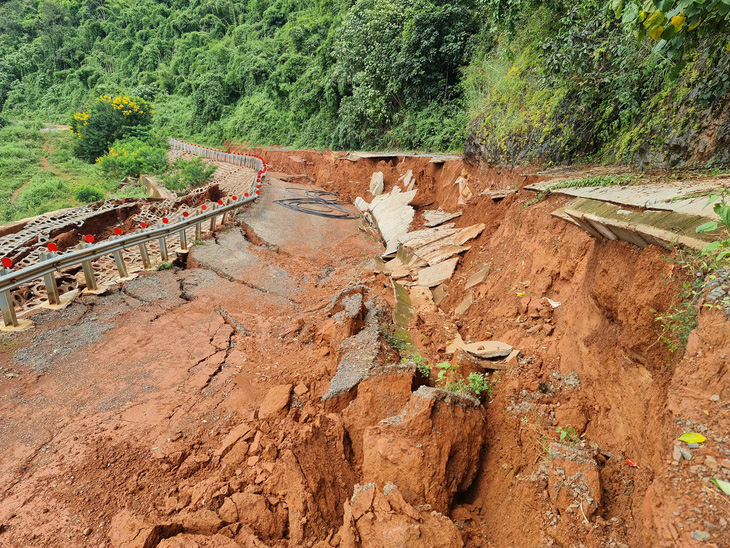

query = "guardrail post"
(80, 247), (98, 292)
(139, 242), (152, 270)
(179, 222), (188, 251)
(195, 208), (203, 241)
(0, 267), (19, 328)
(39, 251), (61, 306)
(209, 204), (218, 233)
(158, 236), (169, 262)
(112, 249), (129, 279)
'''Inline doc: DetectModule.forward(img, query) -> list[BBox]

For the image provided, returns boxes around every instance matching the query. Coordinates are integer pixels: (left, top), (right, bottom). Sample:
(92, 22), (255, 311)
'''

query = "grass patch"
(0, 122), (121, 222)
(526, 173), (642, 206)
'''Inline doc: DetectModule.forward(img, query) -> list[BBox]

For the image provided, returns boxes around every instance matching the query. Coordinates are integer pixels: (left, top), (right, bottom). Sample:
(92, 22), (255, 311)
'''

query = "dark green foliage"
(71, 95), (154, 162)
(74, 185), (105, 203)
(96, 137), (168, 180)
(0, 0), (479, 152)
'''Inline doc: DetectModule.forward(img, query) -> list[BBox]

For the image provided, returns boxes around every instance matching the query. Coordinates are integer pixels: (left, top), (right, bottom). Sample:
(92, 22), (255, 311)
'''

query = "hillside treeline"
(1, 0), (729, 162)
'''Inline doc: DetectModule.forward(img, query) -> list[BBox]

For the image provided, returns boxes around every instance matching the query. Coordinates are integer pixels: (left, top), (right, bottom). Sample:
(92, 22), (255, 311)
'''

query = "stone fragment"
(369, 172), (384, 196)
(691, 531), (711, 542)
(721, 458), (730, 469)
(444, 333), (465, 355)
(548, 443), (601, 519)
(464, 264), (491, 290)
(678, 446), (692, 461)
(342, 371), (415, 464)
(362, 386), (485, 513)
(705, 455), (719, 471)
(293, 382), (309, 397)
(218, 497), (239, 523)
(418, 257), (459, 288)
(259, 384), (292, 420)
(711, 394), (720, 401)
(180, 509), (225, 535)
(461, 341), (512, 359)
(214, 424), (251, 458)
(340, 483), (464, 548)
(672, 444), (682, 462)
(108, 510), (182, 548)
(230, 492), (287, 540)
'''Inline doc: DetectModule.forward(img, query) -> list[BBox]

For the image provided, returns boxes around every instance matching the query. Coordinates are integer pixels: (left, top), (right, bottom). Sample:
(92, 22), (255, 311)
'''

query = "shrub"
(162, 157), (217, 193)
(74, 185), (105, 203)
(96, 137), (168, 181)
(71, 95), (154, 162)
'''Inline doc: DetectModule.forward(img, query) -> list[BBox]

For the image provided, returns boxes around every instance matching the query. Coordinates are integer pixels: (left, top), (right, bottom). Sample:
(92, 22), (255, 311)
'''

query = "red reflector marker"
(48, 244), (58, 252)
(1, 257), (12, 268)
(162, 217), (169, 224)
(183, 211), (189, 218)
(85, 235), (95, 243)
(140, 222), (148, 229)
(114, 228), (122, 236)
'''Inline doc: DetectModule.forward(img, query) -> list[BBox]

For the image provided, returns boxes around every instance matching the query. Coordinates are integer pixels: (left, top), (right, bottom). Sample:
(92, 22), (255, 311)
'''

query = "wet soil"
(0, 155), (728, 547)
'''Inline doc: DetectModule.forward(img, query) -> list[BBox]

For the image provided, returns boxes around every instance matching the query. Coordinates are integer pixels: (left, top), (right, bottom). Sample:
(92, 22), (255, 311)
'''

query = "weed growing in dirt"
(696, 189), (730, 262)
(436, 361), (495, 400)
(526, 173), (642, 207)
(653, 249), (718, 353)
(555, 425), (581, 446)
(157, 262), (173, 271)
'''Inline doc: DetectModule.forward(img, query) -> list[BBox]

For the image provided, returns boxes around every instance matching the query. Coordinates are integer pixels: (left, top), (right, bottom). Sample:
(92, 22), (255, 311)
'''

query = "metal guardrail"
(0, 139), (268, 329)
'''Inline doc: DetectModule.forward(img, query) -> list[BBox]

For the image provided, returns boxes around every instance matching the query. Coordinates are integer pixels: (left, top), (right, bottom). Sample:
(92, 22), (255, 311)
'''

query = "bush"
(162, 157), (217, 193)
(96, 137), (168, 181)
(74, 185), (105, 203)
(71, 95), (154, 162)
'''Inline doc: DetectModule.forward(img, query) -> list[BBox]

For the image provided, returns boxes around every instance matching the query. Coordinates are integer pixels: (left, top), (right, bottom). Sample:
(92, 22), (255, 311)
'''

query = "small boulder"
(362, 386), (485, 513)
(259, 384), (292, 420)
(340, 483), (463, 548)
(548, 443), (601, 520)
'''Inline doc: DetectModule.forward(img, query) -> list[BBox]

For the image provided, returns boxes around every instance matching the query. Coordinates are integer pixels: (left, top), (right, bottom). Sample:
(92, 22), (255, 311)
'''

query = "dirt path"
(9, 139), (63, 204)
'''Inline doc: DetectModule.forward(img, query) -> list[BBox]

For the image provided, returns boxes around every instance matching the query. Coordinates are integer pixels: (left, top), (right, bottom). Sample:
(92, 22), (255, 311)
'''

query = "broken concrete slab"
(354, 197), (370, 213)
(431, 285), (448, 307)
(444, 333), (465, 355)
(422, 209), (462, 228)
(392, 281), (415, 328)
(368, 187), (417, 256)
(453, 292), (474, 318)
(479, 189), (518, 201)
(557, 197), (716, 251)
(403, 224), (484, 266)
(417, 257), (459, 288)
(455, 349), (509, 371)
(461, 341), (512, 359)
(369, 172), (384, 196)
(464, 264), (491, 290)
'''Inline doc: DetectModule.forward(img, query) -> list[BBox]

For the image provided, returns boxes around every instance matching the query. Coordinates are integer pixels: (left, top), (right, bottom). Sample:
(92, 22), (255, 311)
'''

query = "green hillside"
(1, 0), (729, 163)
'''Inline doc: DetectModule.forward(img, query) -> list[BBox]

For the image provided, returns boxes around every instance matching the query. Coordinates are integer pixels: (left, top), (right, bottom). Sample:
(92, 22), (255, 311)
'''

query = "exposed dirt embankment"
(1, 151), (728, 547)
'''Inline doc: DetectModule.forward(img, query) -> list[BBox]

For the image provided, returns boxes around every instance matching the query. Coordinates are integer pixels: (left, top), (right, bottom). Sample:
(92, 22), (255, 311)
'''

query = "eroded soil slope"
(0, 155), (728, 548)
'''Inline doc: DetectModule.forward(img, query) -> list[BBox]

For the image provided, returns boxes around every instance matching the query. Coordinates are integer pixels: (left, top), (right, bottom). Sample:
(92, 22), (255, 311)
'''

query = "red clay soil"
(0, 149), (728, 548)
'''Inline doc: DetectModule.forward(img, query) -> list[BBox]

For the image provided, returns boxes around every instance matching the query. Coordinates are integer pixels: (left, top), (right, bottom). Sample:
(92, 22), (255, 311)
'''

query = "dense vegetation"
(0, 0), (729, 162)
